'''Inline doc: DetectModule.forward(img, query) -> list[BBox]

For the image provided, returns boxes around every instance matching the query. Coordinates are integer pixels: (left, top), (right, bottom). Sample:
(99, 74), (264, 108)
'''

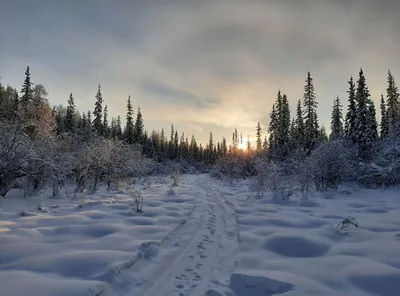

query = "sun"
(238, 139), (247, 150)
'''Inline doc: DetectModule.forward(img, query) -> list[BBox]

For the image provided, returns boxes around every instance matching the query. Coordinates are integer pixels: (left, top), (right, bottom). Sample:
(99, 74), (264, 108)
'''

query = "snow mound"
(0, 270), (105, 296)
(263, 233), (330, 257)
(345, 262), (400, 296)
(137, 241), (159, 259)
(229, 273), (294, 296)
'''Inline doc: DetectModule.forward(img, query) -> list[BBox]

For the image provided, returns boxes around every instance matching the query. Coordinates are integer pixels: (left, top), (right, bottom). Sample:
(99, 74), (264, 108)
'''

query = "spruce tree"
(20, 66), (33, 109)
(386, 70), (400, 136)
(368, 100), (378, 142)
(221, 137), (227, 156)
(93, 84), (103, 135)
(65, 93), (76, 133)
(174, 130), (179, 159)
(303, 72), (319, 154)
(294, 99), (305, 151)
(330, 96), (344, 140)
(116, 115), (122, 139)
(133, 107), (144, 143)
(208, 132), (214, 164)
(124, 96), (135, 144)
(380, 94), (389, 138)
(103, 105), (109, 138)
(256, 122), (262, 151)
(345, 76), (357, 142)
(354, 68), (376, 160)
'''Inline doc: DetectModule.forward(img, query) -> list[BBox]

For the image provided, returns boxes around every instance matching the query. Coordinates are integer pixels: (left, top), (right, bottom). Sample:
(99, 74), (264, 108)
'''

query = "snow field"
(225, 180), (400, 296)
(0, 176), (196, 296)
(1, 174), (400, 296)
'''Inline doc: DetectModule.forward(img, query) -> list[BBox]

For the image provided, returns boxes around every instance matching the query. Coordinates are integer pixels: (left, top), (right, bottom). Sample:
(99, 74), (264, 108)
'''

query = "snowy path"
(119, 175), (240, 296)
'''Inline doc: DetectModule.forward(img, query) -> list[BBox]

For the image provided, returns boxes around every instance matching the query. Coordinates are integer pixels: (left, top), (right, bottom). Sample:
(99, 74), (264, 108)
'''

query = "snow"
(1, 174), (400, 296)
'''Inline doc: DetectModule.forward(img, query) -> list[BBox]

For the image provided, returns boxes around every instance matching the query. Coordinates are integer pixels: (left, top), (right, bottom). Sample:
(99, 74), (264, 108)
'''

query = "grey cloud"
(139, 78), (219, 108)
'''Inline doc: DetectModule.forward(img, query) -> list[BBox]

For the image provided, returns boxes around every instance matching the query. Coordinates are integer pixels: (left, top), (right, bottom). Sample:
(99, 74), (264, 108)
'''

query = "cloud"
(138, 77), (218, 109)
(1, 0), (400, 143)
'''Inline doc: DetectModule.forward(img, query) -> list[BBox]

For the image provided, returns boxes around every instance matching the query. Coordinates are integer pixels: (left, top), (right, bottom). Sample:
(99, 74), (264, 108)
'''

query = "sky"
(1, 0), (400, 145)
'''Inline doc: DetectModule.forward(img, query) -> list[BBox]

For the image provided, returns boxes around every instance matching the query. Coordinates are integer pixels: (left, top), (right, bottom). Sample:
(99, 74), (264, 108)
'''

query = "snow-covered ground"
(1, 174), (400, 296)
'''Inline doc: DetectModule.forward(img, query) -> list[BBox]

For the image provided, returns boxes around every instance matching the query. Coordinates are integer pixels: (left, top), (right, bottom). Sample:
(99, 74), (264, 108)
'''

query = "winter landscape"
(2, 1), (400, 296)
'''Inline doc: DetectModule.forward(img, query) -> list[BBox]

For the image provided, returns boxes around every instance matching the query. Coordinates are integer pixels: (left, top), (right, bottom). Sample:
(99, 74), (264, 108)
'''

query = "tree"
(303, 72), (319, 154)
(103, 105), (109, 138)
(380, 94), (389, 138)
(386, 70), (400, 136)
(124, 96), (134, 144)
(293, 99), (305, 152)
(20, 66), (33, 109)
(93, 84), (103, 136)
(330, 96), (344, 140)
(256, 122), (262, 151)
(133, 107), (144, 143)
(345, 76), (357, 142)
(354, 68), (377, 160)
(65, 93), (76, 133)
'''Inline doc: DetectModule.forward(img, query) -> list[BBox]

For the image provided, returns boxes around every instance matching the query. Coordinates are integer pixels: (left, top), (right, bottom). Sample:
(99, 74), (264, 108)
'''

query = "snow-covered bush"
(72, 138), (150, 196)
(310, 140), (354, 190)
(357, 138), (400, 188)
(216, 156), (243, 184)
(294, 157), (313, 199)
(0, 120), (60, 197)
(170, 171), (180, 186)
(264, 161), (295, 200)
(249, 157), (269, 197)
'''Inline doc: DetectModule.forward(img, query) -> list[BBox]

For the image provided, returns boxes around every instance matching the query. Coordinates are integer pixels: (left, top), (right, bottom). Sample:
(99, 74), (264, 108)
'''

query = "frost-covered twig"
(336, 216), (359, 231)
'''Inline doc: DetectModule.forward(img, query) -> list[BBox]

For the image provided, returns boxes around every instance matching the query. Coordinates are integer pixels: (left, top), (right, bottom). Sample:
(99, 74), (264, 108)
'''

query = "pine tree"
(345, 76), (357, 142)
(256, 122), (262, 151)
(174, 130), (179, 159)
(221, 137), (227, 156)
(208, 132), (214, 164)
(330, 96), (344, 140)
(65, 93), (76, 133)
(20, 66), (33, 109)
(354, 68), (376, 160)
(303, 72), (319, 154)
(103, 105), (109, 138)
(380, 94), (389, 138)
(263, 136), (268, 151)
(124, 96), (135, 144)
(116, 115), (122, 139)
(319, 126), (329, 142)
(13, 92), (19, 119)
(87, 111), (92, 126)
(293, 99), (305, 151)
(93, 84), (103, 135)
(386, 70), (400, 136)
(368, 100), (379, 142)
(133, 107), (144, 143)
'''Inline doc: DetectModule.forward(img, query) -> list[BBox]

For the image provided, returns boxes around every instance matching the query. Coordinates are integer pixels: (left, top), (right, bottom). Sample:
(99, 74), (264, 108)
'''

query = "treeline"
(1, 66), (400, 198)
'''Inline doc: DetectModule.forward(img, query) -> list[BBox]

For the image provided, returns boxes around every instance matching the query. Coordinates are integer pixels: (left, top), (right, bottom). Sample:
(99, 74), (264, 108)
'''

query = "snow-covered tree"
(124, 96), (135, 144)
(93, 84), (103, 136)
(65, 93), (76, 133)
(345, 76), (357, 143)
(354, 69), (377, 160)
(330, 96), (344, 140)
(380, 94), (389, 138)
(256, 122), (262, 151)
(133, 107), (144, 143)
(387, 70), (400, 136)
(303, 72), (319, 154)
(310, 140), (354, 190)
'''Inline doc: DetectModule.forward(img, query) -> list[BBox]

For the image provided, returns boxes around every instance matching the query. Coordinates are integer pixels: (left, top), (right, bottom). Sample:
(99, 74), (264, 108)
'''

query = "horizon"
(1, 0), (399, 145)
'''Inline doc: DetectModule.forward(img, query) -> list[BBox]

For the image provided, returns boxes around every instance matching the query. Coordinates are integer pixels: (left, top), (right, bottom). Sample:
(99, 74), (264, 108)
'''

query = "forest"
(1, 66), (399, 199)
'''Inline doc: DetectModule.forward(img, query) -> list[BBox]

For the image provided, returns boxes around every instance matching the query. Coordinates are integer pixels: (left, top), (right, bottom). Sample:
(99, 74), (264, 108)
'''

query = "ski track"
(121, 176), (239, 296)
